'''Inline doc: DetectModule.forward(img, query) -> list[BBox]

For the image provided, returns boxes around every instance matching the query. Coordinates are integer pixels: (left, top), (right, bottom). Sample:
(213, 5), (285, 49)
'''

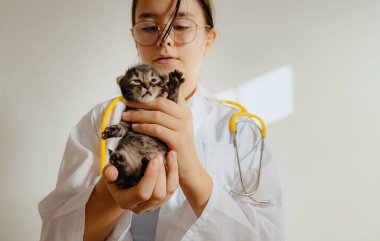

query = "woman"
(38, 0), (284, 240)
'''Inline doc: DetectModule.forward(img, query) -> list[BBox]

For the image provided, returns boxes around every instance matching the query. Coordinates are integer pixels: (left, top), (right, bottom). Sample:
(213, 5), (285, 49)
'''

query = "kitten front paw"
(167, 70), (185, 102)
(169, 69), (185, 85)
(102, 125), (120, 139)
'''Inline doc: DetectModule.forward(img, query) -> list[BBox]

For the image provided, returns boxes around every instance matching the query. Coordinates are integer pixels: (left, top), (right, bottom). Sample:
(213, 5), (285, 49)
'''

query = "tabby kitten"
(102, 64), (185, 188)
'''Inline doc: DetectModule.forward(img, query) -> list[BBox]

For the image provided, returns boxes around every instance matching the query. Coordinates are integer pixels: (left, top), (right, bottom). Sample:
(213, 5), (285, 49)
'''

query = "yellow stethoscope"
(100, 97), (272, 204)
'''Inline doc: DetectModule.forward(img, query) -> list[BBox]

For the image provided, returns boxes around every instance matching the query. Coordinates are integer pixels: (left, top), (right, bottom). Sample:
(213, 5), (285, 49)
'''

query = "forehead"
(135, 0), (204, 22)
(131, 67), (158, 78)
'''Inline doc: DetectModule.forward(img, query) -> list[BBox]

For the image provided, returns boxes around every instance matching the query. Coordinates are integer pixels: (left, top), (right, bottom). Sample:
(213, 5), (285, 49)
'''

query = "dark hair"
(131, 0), (214, 28)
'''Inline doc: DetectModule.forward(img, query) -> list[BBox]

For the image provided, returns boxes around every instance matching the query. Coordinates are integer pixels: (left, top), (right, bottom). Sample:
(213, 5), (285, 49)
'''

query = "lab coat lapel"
(156, 86), (213, 241)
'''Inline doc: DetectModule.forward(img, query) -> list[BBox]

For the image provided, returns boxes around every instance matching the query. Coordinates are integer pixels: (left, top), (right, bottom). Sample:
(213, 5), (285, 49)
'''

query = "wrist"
(92, 177), (123, 211)
(84, 178), (124, 241)
(179, 163), (213, 217)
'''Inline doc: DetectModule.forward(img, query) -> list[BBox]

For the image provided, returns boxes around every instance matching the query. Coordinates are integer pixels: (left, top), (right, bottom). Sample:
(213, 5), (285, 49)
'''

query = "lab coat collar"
(186, 85), (214, 134)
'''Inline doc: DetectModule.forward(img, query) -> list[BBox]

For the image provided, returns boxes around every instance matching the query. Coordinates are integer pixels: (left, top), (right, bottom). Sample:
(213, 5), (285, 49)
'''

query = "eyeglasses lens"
(132, 19), (198, 46)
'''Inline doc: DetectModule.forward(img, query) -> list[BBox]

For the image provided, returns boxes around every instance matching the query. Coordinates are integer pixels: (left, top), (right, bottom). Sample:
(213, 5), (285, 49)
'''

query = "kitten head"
(118, 64), (167, 103)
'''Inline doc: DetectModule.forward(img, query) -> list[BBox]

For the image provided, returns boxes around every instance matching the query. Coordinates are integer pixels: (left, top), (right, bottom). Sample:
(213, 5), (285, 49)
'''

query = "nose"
(157, 26), (174, 48)
(142, 81), (149, 89)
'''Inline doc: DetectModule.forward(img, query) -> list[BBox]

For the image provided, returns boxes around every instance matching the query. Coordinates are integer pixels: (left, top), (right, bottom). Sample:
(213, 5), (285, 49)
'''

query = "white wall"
(1, 0), (379, 240)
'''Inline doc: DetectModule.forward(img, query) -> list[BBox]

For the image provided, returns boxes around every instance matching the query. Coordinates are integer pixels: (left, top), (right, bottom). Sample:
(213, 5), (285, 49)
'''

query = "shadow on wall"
(215, 65), (295, 125)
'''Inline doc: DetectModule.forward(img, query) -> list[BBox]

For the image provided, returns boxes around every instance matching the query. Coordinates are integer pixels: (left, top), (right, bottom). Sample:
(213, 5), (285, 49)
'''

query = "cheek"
(181, 44), (205, 71)
(184, 36), (208, 61)
(136, 47), (152, 62)
(130, 86), (141, 95)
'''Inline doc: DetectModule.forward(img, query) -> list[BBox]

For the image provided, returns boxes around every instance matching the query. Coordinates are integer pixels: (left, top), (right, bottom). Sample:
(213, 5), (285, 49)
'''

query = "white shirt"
(38, 86), (284, 241)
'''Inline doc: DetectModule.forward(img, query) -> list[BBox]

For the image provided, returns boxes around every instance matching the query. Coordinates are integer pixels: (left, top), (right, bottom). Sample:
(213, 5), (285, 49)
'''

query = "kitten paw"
(102, 125), (121, 139)
(109, 151), (127, 166)
(169, 70), (185, 84)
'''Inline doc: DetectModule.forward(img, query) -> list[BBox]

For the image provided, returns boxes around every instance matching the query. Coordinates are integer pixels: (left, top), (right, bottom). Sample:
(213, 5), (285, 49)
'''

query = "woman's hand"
(84, 151), (178, 241)
(121, 95), (213, 217)
(103, 151), (179, 213)
(122, 96), (199, 180)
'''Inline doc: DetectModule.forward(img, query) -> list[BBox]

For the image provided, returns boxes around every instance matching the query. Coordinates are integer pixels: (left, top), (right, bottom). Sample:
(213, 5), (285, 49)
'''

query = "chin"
(138, 95), (156, 103)
(152, 63), (179, 74)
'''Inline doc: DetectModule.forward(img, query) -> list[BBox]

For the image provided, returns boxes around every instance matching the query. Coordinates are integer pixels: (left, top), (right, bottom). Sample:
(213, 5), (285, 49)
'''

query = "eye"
(143, 26), (159, 33)
(151, 78), (159, 84)
(173, 19), (193, 32)
(140, 24), (159, 33)
(130, 79), (141, 85)
(173, 24), (190, 31)
(134, 21), (160, 34)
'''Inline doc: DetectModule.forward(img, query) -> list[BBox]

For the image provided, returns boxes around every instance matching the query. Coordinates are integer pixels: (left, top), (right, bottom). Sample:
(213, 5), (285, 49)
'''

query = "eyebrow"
(137, 11), (195, 20)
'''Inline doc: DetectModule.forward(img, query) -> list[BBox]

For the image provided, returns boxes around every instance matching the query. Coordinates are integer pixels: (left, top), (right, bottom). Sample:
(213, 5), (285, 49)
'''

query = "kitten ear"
(116, 75), (124, 85)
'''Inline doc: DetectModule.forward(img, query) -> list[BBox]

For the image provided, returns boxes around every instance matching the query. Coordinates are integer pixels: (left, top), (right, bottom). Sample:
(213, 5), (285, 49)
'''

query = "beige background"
(1, 0), (379, 240)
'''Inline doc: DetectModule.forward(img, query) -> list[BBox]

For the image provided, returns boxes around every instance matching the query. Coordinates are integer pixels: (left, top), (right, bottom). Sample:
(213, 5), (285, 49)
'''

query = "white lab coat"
(38, 86), (284, 241)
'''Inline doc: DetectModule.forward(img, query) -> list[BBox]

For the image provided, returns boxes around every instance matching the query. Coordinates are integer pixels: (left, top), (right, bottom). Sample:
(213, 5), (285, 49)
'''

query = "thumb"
(177, 94), (187, 106)
(103, 164), (119, 183)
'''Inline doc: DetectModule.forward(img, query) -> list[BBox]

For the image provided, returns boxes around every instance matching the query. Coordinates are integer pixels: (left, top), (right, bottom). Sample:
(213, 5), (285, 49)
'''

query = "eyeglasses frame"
(130, 18), (211, 47)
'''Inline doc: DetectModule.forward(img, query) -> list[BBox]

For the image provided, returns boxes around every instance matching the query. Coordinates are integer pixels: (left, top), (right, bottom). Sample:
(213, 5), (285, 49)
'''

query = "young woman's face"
(133, 0), (216, 97)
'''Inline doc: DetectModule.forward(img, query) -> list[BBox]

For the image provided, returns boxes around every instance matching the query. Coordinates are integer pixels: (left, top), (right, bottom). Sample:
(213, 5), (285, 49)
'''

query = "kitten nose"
(142, 82), (150, 89)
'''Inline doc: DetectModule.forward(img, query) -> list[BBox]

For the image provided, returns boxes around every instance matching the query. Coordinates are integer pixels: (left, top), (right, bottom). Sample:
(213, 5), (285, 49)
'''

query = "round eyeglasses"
(130, 18), (211, 47)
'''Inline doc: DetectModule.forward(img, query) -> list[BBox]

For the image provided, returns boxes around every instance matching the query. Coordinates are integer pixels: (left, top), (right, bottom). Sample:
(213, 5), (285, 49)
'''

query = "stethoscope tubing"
(100, 97), (273, 204)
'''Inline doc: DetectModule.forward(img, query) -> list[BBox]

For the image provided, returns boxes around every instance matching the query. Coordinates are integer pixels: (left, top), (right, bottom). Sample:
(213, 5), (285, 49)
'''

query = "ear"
(203, 28), (217, 56)
(116, 75), (124, 85)
(135, 42), (140, 57)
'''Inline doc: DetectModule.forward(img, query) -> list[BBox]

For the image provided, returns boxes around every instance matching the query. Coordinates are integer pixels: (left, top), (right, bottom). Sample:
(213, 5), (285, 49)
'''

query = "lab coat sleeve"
(38, 103), (132, 241)
(181, 121), (284, 241)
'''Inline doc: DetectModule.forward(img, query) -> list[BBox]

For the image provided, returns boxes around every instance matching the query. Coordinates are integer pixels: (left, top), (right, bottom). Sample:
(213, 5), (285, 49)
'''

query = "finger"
(135, 162), (167, 212)
(145, 151), (179, 211)
(132, 156), (162, 202)
(175, 94), (191, 114)
(126, 97), (184, 119)
(122, 110), (180, 131)
(166, 151), (179, 196)
(151, 159), (167, 201)
(131, 124), (177, 148)
(177, 95), (187, 108)
(103, 164), (118, 183)
(109, 156), (161, 210)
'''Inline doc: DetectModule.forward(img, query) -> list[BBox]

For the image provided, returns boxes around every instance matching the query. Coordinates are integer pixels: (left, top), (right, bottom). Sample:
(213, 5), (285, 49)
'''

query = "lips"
(154, 55), (177, 64)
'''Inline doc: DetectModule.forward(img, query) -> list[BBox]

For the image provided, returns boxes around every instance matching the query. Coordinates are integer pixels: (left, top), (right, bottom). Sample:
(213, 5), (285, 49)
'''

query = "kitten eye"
(151, 78), (159, 84)
(130, 79), (141, 85)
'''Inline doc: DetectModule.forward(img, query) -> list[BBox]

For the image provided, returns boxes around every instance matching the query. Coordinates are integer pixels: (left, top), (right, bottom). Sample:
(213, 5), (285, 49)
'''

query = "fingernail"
(171, 151), (177, 160)
(158, 155), (164, 165)
(152, 157), (161, 168)
(122, 112), (130, 119)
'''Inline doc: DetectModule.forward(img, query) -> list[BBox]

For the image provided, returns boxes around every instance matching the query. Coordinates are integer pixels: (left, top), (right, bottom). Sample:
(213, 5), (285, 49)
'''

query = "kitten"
(102, 64), (185, 188)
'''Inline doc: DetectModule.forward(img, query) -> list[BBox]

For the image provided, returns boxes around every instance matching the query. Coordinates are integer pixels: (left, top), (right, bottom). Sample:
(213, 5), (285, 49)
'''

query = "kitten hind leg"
(140, 155), (150, 177)
(109, 150), (127, 167)
(109, 151), (137, 188)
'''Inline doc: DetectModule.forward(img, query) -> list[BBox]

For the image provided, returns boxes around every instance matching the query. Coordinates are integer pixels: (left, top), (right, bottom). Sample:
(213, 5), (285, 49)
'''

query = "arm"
(122, 96), (213, 217)
(83, 177), (124, 241)
(39, 102), (179, 241)
(84, 154), (178, 241)
(181, 120), (284, 241)
(38, 106), (108, 241)
(121, 96), (283, 240)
